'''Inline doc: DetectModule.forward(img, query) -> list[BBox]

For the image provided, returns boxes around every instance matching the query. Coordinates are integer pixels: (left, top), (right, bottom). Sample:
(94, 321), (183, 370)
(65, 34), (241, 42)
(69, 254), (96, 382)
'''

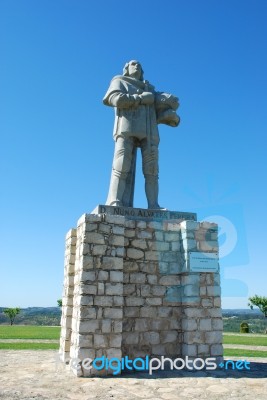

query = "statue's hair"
(123, 60), (144, 81)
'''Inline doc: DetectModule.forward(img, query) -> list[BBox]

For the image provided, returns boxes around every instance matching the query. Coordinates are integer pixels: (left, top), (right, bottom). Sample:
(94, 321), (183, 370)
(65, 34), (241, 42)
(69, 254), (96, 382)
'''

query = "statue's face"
(128, 60), (142, 80)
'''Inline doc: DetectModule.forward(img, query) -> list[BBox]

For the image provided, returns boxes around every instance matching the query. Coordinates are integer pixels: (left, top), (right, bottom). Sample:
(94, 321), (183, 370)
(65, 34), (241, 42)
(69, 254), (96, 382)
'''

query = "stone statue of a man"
(103, 60), (179, 209)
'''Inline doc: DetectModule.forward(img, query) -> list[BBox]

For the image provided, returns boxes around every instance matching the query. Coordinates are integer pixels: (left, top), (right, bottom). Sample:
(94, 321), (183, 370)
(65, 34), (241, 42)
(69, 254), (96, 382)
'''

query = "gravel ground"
(0, 350), (267, 400)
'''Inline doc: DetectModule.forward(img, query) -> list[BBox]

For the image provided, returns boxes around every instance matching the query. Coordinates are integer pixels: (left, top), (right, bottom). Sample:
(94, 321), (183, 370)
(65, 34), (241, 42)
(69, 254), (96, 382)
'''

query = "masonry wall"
(59, 212), (223, 376)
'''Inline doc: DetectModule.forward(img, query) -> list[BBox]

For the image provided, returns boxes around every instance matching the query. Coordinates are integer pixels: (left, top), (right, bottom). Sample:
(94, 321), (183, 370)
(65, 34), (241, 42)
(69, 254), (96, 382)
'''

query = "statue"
(103, 60), (180, 209)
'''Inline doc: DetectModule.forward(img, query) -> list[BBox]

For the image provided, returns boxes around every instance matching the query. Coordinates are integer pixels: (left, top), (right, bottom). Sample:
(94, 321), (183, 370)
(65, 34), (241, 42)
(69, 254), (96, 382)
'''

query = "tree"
(248, 295), (267, 317)
(57, 299), (62, 307)
(3, 308), (20, 325)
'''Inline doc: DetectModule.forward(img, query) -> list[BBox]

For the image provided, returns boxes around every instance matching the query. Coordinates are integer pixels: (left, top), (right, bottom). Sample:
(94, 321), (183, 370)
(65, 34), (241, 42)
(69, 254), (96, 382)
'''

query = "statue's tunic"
(103, 75), (159, 146)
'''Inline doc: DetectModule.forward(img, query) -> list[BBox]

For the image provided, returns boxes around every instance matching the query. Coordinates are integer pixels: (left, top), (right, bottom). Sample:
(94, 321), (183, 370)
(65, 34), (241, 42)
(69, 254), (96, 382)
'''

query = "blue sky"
(0, 0), (266, 309)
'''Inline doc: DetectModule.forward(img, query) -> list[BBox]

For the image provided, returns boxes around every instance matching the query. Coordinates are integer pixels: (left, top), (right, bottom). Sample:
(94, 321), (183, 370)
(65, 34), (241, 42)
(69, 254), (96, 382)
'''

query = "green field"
(0, 342), (59, 350)
(224, 349), (267, 358)
(0, 325), (60, 339)
(0, 326), (267, 357)
(223, 334), (267, 346)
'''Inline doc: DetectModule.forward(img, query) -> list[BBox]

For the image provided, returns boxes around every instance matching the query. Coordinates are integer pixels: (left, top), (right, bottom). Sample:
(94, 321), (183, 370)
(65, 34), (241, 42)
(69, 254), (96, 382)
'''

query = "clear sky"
(0, 0), (266, 309)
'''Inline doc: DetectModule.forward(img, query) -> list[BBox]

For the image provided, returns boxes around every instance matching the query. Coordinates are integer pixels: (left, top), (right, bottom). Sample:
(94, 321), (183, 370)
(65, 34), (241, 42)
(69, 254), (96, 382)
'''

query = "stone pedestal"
(59, 206), (223, 376)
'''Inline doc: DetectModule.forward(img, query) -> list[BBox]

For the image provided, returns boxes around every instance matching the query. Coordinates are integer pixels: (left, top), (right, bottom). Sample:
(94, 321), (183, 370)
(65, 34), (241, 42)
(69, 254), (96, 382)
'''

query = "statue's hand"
(140, 92), (154, 105)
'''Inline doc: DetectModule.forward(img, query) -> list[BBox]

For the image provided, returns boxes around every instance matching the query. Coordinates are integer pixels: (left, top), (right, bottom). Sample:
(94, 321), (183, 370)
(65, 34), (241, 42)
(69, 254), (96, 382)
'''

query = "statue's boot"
(105, 171), (126, 207)
(145, 175), (162, 209)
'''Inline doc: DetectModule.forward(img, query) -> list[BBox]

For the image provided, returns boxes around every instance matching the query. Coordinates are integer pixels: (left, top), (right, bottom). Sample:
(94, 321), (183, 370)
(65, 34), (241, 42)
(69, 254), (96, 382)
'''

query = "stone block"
(125, 229), (135, 238)
(82, 255), (94, 270)
(94, 334), (108, 348)
(94, 296), (113, 307)
(76, 334), (93, 347)
(137, 230), (152, 239)
(205, 331), (222, 344)
(198, 241), (218, 252)
(127, 248), (144, 260)
(157, 307), (172, 318)
(74, 295), (94, 306)
(113, 296), (123, 306)
(200, 221), (218, 230)
(79, 284), (97, 295)
(201, 298), (213, 308)
(131, 239), (148, 250)
(78, 307), (97, 320)
(182, 319), (197, 331)
(79, 320), (99, 333)
(126, 297), (145, 307)
(143, 331), (160, 344)
(124, 307), (140, 317)
(154, 231), (164, 241)
(110, 271), (123, 282)
(159, 276), (180, 286)
(102, 257), (123, 270)
(104, 308), (123, 319)
(152, 286), (166, 297)
(123, 284), (136, 295)
(140, 307), (157, 318)
(147, 274), (158, 284)
(92, 245), (107, 255)
(182, 344), (197, 357)
(109, 235), (124, 247)
(183, 284), (199, 297)
(135, 318), (150, 331)
(207, 286), (221, 296)
(124, 332), (139, 344)
(165, 232), (179, 242)
(109, 334), (122, 348)
(152, 344), (167, 355)
(182, 239), (197, 251)
(198, 344), (210, 355)
(105, 283), (123, 295)
(199, 319), (212, 331)
(85, 232), (105, 245)
(212, 319), (223, 330)
(145, 251), (161, 261)
(130, 273), (146, 284)
(211, 344), (223, 356)
(112, 320), (122, 333)
(101, 319), (111, 333)
(145, 298), (162, 306)
(112, 226), (124, 235)
(106, 348), (122, 359)
(141, 285), (151, 296)
(124, 220), (135, 228)
(104, 214), (125, 225)
(161, 331), (178, 343)
(180, 220), (200, 231)
(98, 270), (109, 281)
(214, 297), (221, 307)
(79, 271), (96, 282)
(98, 282), (105, 295)
(148, 241), (169, 251)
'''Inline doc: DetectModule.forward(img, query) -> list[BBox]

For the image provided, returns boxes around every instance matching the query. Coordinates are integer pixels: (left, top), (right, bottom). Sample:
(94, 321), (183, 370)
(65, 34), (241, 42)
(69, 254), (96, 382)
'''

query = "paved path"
(0, 339), (59, 343)
(224, 344), (267, 351)
(0, 350), (266, 400)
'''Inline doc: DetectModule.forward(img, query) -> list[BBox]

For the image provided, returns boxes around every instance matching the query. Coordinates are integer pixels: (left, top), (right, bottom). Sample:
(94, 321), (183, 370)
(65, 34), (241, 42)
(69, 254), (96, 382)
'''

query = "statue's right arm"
(107, 92), (141, 108)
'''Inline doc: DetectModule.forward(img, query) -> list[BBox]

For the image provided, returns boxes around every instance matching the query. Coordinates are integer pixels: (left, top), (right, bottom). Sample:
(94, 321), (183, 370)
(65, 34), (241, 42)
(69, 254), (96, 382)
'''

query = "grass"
(0, 342), (59, 350)
(224, 349), (267, 358)
(223, 334), (267, 346)
(0, 326), (60, 339)
(0, 326), (267, 357)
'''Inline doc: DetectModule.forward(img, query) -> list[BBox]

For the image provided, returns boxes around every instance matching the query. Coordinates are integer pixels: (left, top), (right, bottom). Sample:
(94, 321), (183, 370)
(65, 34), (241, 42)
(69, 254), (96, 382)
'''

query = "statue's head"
(123, 60), (144, 81)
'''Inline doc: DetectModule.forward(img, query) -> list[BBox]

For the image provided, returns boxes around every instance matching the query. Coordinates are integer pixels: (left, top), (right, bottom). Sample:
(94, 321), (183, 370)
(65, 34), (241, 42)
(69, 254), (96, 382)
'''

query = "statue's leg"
(106, 137), (134, 207)
(141, 141), (161, 209)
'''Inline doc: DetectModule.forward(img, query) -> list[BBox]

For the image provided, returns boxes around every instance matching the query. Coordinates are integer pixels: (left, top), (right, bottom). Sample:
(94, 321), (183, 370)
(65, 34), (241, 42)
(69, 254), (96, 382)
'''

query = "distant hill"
(0, 307), (265, 331)
(0, 307), (61, 326)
